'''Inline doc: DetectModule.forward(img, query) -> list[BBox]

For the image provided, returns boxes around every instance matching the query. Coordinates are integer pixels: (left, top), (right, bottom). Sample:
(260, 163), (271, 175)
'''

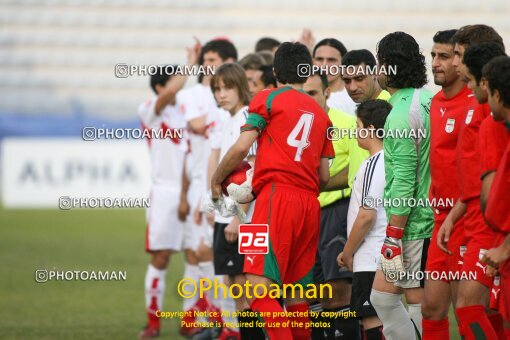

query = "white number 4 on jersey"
(287, 113), (314, 161)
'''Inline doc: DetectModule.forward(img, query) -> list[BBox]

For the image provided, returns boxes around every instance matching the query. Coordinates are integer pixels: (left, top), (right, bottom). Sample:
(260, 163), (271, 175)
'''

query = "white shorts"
(145, 185), (184, 252)
(184, 177), (214, 251)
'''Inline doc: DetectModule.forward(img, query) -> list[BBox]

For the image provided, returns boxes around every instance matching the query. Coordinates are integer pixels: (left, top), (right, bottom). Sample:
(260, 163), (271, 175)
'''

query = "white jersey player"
(137, 56), (199, 339)
(175, 38), (239, 339)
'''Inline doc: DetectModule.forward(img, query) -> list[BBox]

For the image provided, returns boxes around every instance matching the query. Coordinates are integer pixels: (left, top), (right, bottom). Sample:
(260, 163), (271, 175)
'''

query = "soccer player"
(304, 70), (367, 339)
(462, 42), (508, 338)
(464, 42), (508, 212)
(369, 32), (433, 339)
(208, 63), (262, 339)
(337, 99), (392, 340)
(313, 38), (357, 115)
(176, 38), (237, 337)
(482, 56), (510, 334)
(421, 29), (470, 339)
(137, 43), (199, 339)
(258, 64), (277, 91)
(239, 53), (266, 97)
(211, 42), (334, 340)
(437, 25), (507, 339)
(341, 49), (391, 103)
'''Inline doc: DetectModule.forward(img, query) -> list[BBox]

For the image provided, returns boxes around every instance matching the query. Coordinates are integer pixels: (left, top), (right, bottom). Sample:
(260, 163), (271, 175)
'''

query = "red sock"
(456, 305), (497, 340)
(286, 303), (311, 340)
(505, 328), (510, 338)
(148, 296), (160, 329)
(251, 296), (292, 339)
(422, 318), (449, 340)
(487, 313), (506, 340)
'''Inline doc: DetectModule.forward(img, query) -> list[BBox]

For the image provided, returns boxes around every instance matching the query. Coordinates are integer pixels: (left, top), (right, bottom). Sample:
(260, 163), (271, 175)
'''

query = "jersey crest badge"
(445, 118), (455, 133)
(465, 110), (474, 124)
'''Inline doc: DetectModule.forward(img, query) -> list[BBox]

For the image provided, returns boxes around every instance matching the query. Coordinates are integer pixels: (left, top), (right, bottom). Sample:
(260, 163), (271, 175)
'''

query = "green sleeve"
(241, 113), (267, 134)
(385, 116), (418, 216)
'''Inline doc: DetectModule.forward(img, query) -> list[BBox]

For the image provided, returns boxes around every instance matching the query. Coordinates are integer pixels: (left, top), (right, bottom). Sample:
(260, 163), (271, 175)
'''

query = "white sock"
(370, 289), (415, 339)
(183, 263), (200, 311)
(145, 264), (167, 314)
(198, 261), (221, 308)
(407, 303), (423, 336)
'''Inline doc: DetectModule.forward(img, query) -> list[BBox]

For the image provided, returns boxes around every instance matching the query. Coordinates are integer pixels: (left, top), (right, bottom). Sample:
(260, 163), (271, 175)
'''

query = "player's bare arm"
(224, 203), (251, 243)
(389, 214), (409, 229)
(211, 130), (258, 199)
(321, 165), (348, 192)
(480, 172), (496, 213)
(207, 149), (221, 190)
(178, 161), (191, 222)
(437, 199), (467, 253)
(155, 39), (201, 115)
(318, 157), (331, 190)
(187, 116), (208, 135)
(338, 207), (377, 271)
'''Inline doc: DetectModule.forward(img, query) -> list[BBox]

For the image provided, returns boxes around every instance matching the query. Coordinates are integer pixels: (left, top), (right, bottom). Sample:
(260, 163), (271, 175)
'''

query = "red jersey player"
(481, 56), (510, 335)
(438, 29), (507, 339)
(211, 42), (334, 340)
(422, 29), (469, 340)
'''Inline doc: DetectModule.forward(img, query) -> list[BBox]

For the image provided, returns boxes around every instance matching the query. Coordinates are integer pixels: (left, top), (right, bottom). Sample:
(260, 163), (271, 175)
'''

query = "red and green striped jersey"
(242, 86), (334, 195)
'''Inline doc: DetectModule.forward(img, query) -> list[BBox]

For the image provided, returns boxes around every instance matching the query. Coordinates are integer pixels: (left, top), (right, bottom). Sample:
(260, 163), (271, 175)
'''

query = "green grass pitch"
(0, 206), (460, 339)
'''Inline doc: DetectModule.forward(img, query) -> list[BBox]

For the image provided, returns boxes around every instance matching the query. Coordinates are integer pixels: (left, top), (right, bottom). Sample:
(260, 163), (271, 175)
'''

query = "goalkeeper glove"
(380, 225), (405, 281)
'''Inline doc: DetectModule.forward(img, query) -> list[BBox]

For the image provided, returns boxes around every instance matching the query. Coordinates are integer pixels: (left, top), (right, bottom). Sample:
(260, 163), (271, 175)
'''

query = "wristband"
(386, 225), (404, 239)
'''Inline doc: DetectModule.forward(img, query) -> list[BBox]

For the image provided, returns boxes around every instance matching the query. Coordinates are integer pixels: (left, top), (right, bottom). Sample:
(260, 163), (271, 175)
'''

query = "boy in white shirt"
(337, 99), (392, 340)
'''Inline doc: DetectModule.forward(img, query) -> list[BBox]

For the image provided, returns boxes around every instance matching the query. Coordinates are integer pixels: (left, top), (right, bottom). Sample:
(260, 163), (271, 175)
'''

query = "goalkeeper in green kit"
(368, 32), (434, 340)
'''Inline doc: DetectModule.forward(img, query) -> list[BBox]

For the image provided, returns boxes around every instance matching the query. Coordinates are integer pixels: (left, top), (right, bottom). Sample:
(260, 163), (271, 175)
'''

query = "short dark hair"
(432, 29), (458, 44)
(452, 24), (505, 49)
(259, 64), (277, 88)
(483, 56), (510, 107)
(210, 63), (251, 106)
(463, 42), (506, 84)
(313, 38), (348, 58)
(274, 42), (312, 84)
(376, 31), (427, 89)
(255, 37), (281, 52)
(356, 99), (393, 134)
(150, 65), (175, 94)
(239, 53), (265, 71)
(202, 39), (238, 62)
(341, 49), (376, 68)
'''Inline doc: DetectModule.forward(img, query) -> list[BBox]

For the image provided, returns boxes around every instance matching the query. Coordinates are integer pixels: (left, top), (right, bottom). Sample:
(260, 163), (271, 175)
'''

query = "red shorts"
(244, 183), (320, 285)
(461, 198), (496, 287)
(499, 260), (510, 321)
(426, 209), (466, 281)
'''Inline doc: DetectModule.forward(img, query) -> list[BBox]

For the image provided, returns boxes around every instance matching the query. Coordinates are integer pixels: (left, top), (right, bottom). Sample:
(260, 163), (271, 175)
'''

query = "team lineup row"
(137, 26), (510, 340)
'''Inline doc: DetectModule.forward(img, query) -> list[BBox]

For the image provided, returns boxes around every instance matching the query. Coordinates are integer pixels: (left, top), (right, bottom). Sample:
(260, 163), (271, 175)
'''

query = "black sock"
(364, 325), (384, 340)
(322, 308), (337, 339)
(310, 302), (327, 340)
(325, 305), (361, 340)
(238, 309), (265, 340)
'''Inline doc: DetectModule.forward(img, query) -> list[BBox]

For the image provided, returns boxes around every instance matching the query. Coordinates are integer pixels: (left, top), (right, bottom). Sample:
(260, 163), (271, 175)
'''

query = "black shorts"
(213, 222), (245, 276)
(313, 198), (351, 283)
(351, 271), (378, 318)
